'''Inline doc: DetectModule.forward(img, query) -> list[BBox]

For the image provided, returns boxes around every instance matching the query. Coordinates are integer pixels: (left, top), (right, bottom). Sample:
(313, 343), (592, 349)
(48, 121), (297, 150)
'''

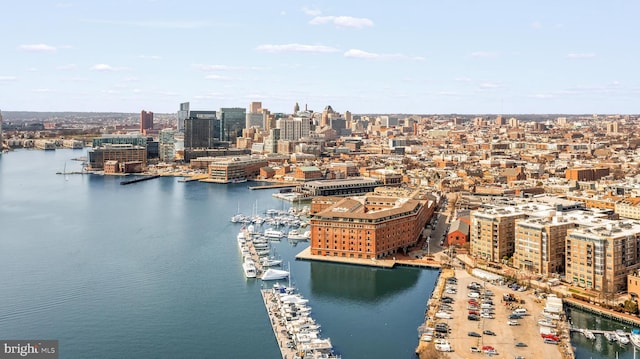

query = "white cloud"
(0, 76), (17, 82)
(91, 64), (115, 71)
(471, 51), (498, 58)
(302, 7), (322, 16)
(530, 93), (553, 99)
(57, 64), (77, 70)
(531, 21), (542, 30)
(566, 53), (596, 59)
(19, 44), (57, 52)
(344, 49), (423, 61)
(309, 16), (373, 29)
(256, 43), (339, 53)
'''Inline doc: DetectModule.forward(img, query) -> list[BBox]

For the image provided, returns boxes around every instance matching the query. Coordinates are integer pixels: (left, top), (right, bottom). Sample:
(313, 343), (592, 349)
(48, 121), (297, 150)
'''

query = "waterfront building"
(470, 207), (527, 262)
(309, 192), (433, 259)
(293, 166), (323, 181)
(566, 220), (640, 293)
(513, 213), (575, 276)
(297, 177), (383, 198)
(35, 140), (56, 150)
(207, 156), (268, 183)
(62, 139), (84, 149)
(87, 144), (147, 170)
(92, 134), (147, 148)
(140, 110), (154, 134)
(177, 102), (189, 133)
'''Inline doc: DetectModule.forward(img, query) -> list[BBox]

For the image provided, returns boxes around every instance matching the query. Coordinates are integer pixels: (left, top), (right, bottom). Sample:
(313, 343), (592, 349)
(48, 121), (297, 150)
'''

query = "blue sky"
(2, 1), (639, 114)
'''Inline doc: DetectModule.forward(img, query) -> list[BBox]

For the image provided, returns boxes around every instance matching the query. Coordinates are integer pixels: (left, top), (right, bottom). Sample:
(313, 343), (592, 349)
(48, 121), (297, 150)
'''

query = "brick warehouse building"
(309, 191), (435, 259)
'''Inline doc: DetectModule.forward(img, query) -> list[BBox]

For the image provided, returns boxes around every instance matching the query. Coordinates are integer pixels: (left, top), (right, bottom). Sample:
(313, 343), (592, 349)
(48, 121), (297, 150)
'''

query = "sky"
(1, 1), (639, 114)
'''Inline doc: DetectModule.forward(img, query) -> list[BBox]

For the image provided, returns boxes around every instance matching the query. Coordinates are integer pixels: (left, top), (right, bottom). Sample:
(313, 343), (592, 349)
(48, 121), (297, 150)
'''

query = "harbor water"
(0, 149), (438, 359)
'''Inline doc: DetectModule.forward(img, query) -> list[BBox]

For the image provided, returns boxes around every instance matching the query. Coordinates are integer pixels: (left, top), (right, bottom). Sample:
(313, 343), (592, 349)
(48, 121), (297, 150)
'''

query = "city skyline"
(2, 1), (639, 114)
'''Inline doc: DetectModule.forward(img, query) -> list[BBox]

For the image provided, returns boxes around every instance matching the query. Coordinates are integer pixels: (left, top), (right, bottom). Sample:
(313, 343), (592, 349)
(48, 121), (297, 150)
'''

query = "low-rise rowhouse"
(446, 219), (469, 247)
(309, 191), (434, 259)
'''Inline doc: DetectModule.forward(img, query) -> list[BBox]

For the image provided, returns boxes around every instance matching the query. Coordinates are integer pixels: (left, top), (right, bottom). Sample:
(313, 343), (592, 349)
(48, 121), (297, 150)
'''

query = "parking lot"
(431, 268), (563, 359)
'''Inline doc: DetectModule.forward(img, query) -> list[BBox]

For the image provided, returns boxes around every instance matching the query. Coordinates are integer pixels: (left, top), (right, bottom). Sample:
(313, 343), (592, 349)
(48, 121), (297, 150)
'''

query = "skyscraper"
(140, 110), (154, 134)
(249, 102), (262, 113)
(184, 111), (217, 149)
(219, 107), (246, 142)
(177, 102), (190, 133)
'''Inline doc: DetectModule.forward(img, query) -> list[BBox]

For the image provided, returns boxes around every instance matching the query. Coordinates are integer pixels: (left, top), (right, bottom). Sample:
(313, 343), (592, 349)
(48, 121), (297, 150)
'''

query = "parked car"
(468, 314), (480, 321)
(468, 331), (481, 337)
(508, 320), (520, 326)
(480, 313), (494, 319)
(470, 346), (481, 353)
(515, 342), (527, 347)
(509, 314), (523, 319)
(483, 330), (496, 336)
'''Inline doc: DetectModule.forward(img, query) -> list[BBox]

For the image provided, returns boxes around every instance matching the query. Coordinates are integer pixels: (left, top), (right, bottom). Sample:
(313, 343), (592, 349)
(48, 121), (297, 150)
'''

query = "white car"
(508, 320), (520, 326)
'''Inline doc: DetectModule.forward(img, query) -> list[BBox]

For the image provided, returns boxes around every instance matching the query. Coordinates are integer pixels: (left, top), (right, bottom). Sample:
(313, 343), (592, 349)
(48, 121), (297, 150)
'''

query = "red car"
(481, 345), (495, 351)
(468, 310), (479, 315)
(468, 299), (478, 305)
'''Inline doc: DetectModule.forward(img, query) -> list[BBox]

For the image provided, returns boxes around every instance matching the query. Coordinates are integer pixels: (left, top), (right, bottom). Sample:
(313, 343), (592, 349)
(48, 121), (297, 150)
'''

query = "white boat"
(261, 268), (289, 281)
(242, 259), (257, 278)
(604, 332), (617, 342)
(287, 229), (310, 240)
(630, 329), (640, 348)
(264, 228), (285, 238)
(583, 330), (595, 340)
(261, 257), (283, 267)
(615, 329), (629, 344)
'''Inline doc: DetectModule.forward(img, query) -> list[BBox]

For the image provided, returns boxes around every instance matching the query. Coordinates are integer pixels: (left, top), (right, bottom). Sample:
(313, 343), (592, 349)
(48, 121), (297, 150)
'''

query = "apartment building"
(566, 220), (640, 293)
(513, 213), (575, 276)
(615, 197), (640, 220)
(470, 207), (527, 262)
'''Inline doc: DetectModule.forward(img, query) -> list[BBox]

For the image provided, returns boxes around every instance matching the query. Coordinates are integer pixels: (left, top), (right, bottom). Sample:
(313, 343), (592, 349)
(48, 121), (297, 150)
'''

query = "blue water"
(0, 149), (439, 359)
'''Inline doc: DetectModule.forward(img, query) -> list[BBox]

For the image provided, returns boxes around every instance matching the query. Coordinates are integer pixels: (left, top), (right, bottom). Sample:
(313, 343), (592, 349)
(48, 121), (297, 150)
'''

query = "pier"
(250, 183), (298, 190)
(120, 175), (160, 185)
(564, 298), (640, 327)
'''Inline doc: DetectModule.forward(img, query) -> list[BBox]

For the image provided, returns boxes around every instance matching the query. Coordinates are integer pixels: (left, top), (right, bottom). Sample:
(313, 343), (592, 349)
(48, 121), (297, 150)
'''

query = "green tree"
(624, 299), (638, 315)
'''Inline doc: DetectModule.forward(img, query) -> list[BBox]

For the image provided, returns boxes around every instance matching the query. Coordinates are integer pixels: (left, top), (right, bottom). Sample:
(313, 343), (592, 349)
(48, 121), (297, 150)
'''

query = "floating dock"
(120, 175), (160, 185)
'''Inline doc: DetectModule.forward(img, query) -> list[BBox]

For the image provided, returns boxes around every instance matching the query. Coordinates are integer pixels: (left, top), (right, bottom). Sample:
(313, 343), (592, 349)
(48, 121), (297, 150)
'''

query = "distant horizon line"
(1, 110), (636, 117)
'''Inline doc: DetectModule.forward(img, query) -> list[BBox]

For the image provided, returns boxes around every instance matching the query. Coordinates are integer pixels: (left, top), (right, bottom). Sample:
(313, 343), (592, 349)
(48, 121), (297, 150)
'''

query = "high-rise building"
(276, 117), (310, 141)
(606, 121), (619, 134)
(184, 111), (217, 149)
(513, 214), (575, 276)
(264, 128), (280, 154)
(249, 101), (262, 113)
(566, 221), (640, 293)
(177, 102), (190, 133)
(219, 107), (246, 142)
(470, 207), (527, 262)
(140, 110), (154, 134)
(159, 128), (176, 162)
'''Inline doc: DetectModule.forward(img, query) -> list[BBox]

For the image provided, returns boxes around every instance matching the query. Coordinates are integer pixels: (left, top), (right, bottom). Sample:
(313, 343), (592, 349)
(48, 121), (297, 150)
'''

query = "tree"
(624, 298), (638, 315)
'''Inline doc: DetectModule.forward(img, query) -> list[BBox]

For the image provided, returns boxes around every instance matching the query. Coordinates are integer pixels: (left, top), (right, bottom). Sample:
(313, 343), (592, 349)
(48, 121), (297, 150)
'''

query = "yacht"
(287, 229), (310, 240)
(604, 331), (617, 342)
(583, 330), (595, 340)
(261, 257), (283, 267)
(242, 259), (257, 278)
(261, 268), (289, 281)
(615, 329), (630, 344)
(264, 228), (285, 238)
(630, 328), (640, 348)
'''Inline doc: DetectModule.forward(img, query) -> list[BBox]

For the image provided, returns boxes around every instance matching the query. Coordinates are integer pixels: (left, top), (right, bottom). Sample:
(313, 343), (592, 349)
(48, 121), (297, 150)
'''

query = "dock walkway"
(260, 289), (300, 359)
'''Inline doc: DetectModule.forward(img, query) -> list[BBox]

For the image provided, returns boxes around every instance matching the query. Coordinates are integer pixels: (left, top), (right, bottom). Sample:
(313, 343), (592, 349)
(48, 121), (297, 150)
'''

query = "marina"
(261, 282), (341, 359)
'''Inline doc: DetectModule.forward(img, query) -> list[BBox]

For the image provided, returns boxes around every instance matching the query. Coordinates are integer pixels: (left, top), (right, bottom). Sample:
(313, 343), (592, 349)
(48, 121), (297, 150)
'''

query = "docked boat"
(287, 229), (310, 241)
(261, 268), (290, 281)
(630, 328), (640, 348)
(242, 258), (257, 278)
(615, 329), (630, 344)
(264, 228), (285, 238)
(261, 257), (283, 267)
(583, 330), (595, 340)
(604, 332), (617, 342)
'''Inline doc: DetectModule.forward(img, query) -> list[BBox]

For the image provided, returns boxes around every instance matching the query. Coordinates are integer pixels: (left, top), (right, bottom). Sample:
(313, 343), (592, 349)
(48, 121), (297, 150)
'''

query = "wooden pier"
(260, 288), (301, 359)
(120, 175), (160, 185)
